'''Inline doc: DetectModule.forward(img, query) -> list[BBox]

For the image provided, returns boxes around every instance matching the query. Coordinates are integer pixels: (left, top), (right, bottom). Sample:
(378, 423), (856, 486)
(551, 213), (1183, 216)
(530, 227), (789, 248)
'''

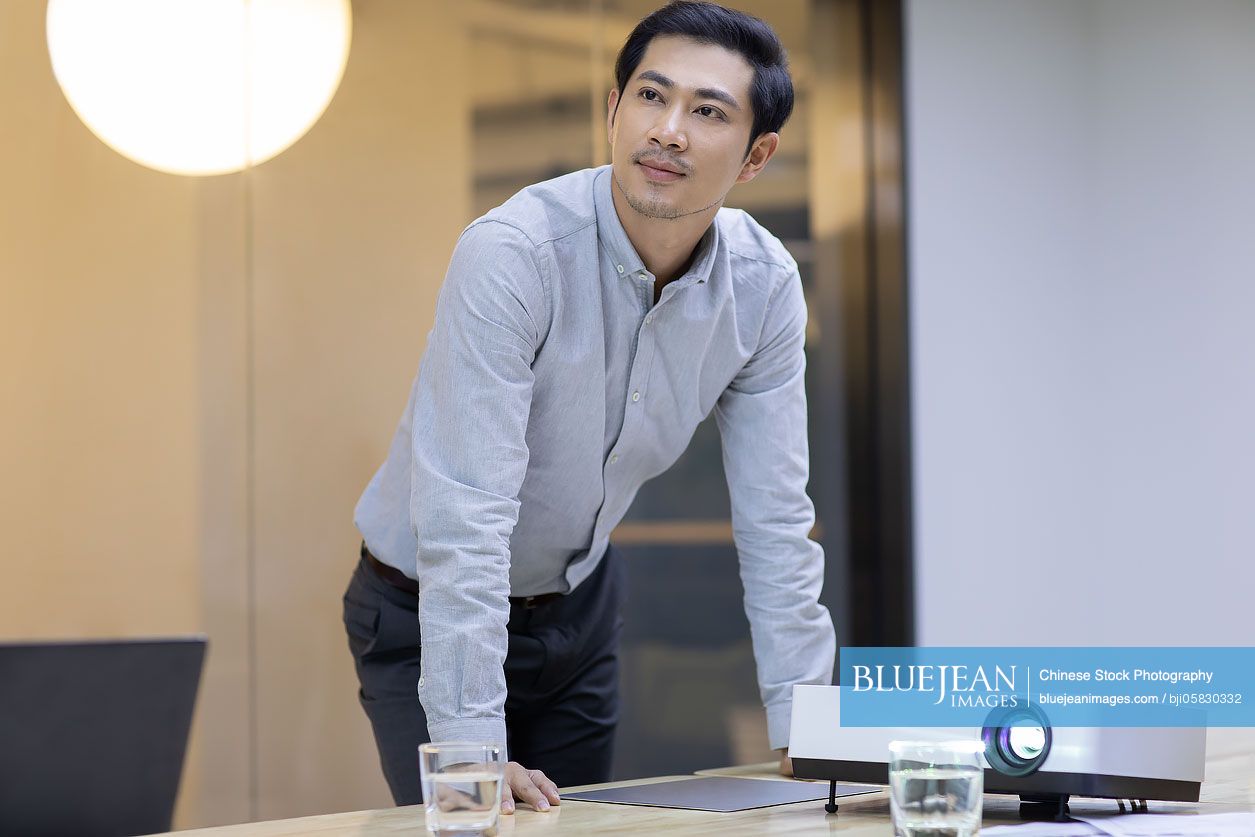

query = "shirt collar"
(593, 165), (719, 285)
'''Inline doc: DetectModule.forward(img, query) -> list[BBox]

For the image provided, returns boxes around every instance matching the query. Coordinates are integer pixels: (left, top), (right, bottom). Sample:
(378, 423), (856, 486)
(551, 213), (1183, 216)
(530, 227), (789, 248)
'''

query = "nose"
(647, 104), (687, 153)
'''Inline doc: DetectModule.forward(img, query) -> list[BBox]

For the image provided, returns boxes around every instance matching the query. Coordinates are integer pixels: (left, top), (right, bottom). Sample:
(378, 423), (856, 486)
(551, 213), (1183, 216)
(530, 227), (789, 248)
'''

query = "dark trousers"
(342, 543), (625, 806)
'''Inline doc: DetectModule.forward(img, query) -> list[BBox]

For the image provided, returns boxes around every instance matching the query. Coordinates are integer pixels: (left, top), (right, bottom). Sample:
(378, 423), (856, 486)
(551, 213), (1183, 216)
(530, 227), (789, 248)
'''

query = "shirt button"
(610, 454), (619, 464)
(632, 391), (640, 402)
(645, 314), (653, 324)
(616, 264), (624, 274)
(418, 677), (425, 688)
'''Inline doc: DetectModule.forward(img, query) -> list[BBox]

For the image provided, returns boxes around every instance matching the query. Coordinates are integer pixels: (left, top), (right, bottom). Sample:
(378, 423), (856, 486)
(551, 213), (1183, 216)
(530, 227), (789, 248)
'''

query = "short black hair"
(613, 1), (794, 160)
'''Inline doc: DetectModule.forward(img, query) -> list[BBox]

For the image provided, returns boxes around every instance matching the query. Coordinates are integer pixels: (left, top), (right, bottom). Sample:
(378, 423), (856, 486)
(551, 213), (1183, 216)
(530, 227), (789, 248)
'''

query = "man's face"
(607, 35), (763, 221)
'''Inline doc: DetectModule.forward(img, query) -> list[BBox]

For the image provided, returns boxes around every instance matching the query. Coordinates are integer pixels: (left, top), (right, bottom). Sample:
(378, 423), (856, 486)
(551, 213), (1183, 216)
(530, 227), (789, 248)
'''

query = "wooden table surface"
(158, 745), (1255, 836)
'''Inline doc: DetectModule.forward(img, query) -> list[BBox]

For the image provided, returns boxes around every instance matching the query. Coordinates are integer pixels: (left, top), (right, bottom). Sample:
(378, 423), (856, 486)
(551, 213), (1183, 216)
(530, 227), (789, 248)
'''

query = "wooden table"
(160, 747), (1255, 836)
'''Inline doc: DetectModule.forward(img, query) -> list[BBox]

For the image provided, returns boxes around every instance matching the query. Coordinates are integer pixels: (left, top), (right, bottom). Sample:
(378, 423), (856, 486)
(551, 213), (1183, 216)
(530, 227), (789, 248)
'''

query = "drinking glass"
(888, 739), (984, 836)
(418, 742), (505, 833)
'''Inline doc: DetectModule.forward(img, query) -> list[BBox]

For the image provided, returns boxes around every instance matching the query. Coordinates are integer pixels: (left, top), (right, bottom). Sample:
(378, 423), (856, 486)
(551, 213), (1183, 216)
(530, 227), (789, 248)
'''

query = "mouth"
(637, 160), (686, 183)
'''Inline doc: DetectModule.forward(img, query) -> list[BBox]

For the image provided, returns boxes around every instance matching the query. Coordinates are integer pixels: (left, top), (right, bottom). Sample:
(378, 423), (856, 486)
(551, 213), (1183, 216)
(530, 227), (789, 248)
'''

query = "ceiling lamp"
(46, 0), (352, 176)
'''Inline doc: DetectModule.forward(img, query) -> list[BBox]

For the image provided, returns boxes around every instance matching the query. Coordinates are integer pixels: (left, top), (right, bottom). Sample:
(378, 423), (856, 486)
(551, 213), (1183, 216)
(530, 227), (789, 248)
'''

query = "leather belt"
(362, 545), (563, 610)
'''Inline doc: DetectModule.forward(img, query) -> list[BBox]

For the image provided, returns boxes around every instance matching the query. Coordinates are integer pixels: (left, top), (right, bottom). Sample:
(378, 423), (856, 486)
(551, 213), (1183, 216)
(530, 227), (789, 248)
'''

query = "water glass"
(418, 742), (505, 833)
(889, 739), (984, 837)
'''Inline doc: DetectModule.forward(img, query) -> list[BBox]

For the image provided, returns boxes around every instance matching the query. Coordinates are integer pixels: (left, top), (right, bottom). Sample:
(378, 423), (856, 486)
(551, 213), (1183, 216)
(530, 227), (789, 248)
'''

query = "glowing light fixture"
(46, 0), (352, 176)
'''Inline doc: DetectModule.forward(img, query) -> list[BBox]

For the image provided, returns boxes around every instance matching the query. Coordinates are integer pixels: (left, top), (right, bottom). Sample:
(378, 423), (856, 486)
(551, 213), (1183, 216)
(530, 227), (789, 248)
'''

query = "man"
(344, 0), (836, 815)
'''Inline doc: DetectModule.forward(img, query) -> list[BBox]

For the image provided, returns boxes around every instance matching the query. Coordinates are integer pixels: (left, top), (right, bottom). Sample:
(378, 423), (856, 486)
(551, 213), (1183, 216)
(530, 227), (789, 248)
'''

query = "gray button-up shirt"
(354, 164), (835, 751)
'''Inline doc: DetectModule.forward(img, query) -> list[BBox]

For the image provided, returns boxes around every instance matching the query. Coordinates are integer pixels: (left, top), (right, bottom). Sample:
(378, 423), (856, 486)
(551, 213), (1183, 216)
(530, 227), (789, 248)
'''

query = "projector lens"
(982, 703), (1052, 777)
(1008, 726), (1046, 760)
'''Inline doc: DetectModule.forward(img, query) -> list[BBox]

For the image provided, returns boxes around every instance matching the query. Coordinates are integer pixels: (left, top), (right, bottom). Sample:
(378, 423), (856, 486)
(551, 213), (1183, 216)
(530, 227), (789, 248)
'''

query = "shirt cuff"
(766, 700), (793, 752)
(426, 718), (510, 763)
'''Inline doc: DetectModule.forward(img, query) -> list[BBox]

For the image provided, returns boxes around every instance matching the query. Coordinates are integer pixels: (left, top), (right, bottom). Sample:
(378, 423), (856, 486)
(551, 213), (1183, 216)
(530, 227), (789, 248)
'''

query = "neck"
(611, 174), (718, 286)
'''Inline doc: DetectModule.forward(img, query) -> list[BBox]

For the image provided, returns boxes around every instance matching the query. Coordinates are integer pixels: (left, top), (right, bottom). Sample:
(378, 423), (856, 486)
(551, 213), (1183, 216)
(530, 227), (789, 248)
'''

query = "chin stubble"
(613, 170), (727, 221)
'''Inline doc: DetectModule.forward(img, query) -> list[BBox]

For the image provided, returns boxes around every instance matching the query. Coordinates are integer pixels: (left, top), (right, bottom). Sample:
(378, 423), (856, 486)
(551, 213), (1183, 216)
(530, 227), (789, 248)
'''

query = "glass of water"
(418, 742), (505, 833)
(889, 739), (984, 836)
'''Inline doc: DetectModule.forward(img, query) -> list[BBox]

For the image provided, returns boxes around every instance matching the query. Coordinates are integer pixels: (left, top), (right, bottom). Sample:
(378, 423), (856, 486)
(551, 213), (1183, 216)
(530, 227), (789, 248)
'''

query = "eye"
(697, 105), (725, 120)
(639, 88), (661, 102)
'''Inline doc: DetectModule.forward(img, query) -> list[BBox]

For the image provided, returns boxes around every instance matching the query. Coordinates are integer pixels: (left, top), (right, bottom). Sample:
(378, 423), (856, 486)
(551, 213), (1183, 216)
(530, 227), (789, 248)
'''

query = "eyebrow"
(635, 69), (742, 113)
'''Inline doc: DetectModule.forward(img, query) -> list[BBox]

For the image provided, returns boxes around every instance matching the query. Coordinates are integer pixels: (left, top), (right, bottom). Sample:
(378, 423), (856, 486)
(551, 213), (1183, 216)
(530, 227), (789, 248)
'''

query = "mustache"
(632, 151), (690, 174)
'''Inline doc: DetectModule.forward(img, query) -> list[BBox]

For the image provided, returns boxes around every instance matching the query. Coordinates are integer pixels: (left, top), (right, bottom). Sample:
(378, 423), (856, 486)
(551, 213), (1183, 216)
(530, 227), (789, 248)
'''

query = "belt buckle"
(522, 595), (541, 610)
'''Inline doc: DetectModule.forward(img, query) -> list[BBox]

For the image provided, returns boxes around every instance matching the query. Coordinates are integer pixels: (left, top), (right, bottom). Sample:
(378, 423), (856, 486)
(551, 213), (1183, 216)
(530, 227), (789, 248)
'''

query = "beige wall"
(247, 1), (470, 822)
(0, 2), (203, 640)
(2, 0), (469, 827)
(1, 0), (208, 824)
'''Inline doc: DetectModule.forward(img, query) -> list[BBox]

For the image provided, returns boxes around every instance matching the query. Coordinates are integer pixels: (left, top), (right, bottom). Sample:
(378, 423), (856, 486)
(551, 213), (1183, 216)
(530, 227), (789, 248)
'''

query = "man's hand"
(500, 761), (561, 814)
(777, 748), (793, 777)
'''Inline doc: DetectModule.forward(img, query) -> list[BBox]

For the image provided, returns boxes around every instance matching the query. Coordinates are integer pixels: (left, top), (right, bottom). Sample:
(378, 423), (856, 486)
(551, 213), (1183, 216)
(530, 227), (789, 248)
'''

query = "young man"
(344, 0), (836, 814)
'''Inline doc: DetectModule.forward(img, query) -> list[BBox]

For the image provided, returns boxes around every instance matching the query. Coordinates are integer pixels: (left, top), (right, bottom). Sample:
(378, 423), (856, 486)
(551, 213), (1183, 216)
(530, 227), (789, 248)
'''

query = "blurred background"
(2, 0), (1253, 830)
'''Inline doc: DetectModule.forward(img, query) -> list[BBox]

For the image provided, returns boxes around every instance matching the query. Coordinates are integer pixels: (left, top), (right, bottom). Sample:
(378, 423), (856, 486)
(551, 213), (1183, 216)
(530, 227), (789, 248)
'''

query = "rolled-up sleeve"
(408, 219), (549, 749)
(713, 267), (837, 751)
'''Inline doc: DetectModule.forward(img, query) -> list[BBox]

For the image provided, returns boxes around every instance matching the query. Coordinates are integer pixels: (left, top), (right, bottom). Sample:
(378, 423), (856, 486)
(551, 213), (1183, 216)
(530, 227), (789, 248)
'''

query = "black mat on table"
(562, 775), (879, 812)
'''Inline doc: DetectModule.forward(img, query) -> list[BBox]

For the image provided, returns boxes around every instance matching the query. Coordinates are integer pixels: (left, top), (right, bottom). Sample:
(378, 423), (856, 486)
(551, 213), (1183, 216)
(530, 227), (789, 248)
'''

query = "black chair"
(0, 637), (207, 837)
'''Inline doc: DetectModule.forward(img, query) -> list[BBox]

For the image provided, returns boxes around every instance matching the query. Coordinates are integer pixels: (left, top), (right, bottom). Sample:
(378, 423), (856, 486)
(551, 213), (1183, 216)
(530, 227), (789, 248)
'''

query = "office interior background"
(2, 0), (1253, 830)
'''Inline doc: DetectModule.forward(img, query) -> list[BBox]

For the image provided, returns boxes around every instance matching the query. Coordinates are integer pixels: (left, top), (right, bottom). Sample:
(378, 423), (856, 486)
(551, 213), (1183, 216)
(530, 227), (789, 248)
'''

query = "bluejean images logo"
(841, 647), (1255, 727)
(851, 663), (1020, 708)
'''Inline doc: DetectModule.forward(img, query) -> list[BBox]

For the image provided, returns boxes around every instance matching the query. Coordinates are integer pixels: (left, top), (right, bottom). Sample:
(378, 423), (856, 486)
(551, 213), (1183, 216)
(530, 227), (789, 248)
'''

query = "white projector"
(788, 685), (1205, 818)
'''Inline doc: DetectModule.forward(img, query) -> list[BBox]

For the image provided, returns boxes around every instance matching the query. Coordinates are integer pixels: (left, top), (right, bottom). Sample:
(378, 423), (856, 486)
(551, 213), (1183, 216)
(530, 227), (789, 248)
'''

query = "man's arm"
(405, 220), (560, 810)
(714, 267), (837, 754)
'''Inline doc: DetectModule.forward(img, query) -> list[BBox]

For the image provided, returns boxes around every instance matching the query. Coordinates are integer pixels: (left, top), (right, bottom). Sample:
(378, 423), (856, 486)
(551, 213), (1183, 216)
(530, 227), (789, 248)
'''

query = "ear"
(736, 132), (780, 184)
(606, 88), (620, 142)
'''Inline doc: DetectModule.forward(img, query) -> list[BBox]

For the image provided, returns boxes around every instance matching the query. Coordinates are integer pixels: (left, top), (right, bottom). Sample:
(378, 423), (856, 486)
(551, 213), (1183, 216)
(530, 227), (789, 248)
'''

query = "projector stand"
(824, 780), (840, 813)
(1018, 793), (1071, 822)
